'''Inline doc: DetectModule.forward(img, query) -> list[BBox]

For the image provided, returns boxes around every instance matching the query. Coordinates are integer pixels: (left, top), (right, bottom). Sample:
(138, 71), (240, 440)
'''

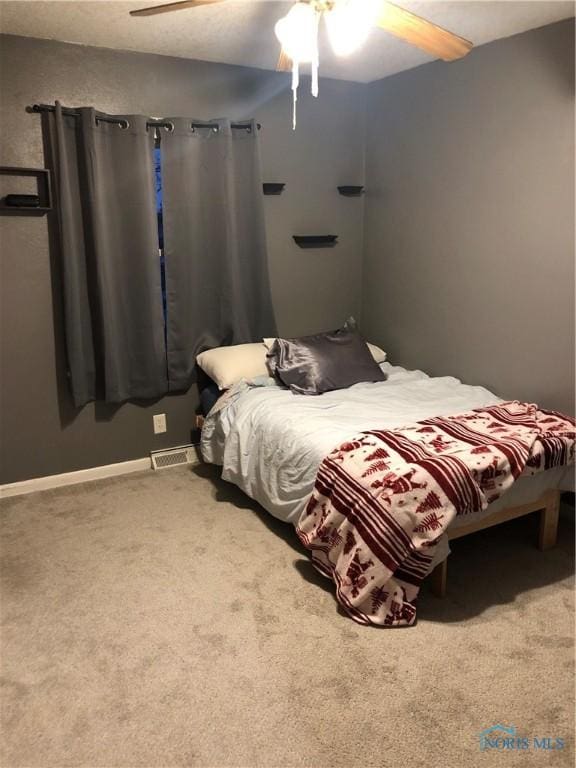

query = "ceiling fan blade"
(130, 0), (224, 17)
(277, 48), (292, 73)
(377, 2), (472, 61)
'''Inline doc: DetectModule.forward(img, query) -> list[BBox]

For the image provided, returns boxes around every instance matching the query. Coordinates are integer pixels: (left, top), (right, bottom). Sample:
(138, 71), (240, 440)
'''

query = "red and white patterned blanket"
(296, 401), (575, 627)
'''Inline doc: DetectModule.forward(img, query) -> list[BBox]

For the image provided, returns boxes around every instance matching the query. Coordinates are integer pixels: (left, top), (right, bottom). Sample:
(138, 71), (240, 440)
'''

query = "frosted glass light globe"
(326, 0), (380, 57)
(274, 2), (319, 63)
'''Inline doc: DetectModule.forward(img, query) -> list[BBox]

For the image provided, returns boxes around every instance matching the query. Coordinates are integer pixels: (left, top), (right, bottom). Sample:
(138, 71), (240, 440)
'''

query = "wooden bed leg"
(538, 490), (560, 551)
(430, 559), (448, 598)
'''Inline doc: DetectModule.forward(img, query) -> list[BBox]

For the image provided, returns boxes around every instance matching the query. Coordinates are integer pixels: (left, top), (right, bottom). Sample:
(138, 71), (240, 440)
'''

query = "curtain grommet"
(119, 119), (130, 130)
(163, 122), (175, 133)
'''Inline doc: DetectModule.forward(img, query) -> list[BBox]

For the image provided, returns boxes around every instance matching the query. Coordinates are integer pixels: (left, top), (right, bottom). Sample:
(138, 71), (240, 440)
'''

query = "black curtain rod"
(26, 104), (261, 131)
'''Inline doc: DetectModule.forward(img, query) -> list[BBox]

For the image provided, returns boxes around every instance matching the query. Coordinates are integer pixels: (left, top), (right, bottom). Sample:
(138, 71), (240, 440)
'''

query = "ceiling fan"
(130, 0), (473, 127)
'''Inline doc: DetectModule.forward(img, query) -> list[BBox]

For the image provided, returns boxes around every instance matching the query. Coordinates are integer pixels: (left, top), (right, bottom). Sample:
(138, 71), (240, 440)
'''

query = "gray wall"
(362, 19), (575, 415)
(0, 34), (367, 483)
(1, 21), (574, 485)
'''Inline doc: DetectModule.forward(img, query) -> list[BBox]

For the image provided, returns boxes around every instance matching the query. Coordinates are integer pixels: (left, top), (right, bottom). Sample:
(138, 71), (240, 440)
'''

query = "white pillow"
(197, 338), (387, 391)
(197, 343), (268, 390)
(263, 337), (387, 364)
(367, 342), (387, 364)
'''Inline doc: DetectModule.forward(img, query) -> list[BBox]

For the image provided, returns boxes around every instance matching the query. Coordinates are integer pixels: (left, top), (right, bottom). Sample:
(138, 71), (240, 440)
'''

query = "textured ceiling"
(0, 0), (574, 83)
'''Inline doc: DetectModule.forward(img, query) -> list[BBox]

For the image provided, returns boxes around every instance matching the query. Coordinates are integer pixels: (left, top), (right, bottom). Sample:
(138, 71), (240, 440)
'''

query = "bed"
(200, 360), (574, 626)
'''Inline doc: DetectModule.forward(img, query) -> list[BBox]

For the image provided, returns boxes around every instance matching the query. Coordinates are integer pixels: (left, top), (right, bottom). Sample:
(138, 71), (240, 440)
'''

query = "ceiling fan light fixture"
(275, 2), (321, 130)
(130, 0), (474, 130)
(326, 0), (380, 56)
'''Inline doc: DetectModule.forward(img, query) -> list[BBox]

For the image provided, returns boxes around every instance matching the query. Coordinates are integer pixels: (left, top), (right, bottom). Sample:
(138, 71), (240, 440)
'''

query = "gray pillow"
(267, 327), (386, 395)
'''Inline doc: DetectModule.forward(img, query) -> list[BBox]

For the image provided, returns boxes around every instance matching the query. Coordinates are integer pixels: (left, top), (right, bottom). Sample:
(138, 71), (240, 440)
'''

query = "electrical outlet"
(153, 413), (167, 434)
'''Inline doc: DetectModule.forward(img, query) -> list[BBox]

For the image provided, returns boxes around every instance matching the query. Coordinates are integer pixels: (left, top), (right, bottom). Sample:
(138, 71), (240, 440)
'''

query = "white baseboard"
(0, 457), (152, 499)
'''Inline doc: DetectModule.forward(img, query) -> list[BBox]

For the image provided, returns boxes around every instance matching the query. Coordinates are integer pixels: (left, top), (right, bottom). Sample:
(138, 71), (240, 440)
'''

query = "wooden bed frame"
(428, 489), (561, 598)
(199, 405), (564, 599)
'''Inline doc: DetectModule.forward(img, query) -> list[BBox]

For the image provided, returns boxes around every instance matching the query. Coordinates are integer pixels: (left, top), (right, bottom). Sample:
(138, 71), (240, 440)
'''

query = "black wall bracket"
(293, 235), (338, 249)
(338, 185), (364, 197)
(263, 183), (286, 195)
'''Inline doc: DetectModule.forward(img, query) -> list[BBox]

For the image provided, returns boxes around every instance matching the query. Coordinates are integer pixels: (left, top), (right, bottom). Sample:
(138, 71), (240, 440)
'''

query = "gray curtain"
(48, 104), (167, 406)
(161, 118), (276, 391)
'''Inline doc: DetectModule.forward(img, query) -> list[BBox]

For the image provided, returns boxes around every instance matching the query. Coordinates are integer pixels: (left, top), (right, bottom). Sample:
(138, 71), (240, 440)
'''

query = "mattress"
(201, 362), (574, 530)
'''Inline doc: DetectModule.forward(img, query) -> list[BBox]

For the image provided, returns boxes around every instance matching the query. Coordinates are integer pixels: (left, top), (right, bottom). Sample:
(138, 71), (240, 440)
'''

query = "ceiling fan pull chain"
(292, 60), (299, 130)
(311, 49), (318, 98)
(311, 12), (319, 99)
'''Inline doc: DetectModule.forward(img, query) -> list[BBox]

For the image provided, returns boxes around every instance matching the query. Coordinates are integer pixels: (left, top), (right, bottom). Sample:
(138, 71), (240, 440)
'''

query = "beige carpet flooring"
(1, 464), (574, 768)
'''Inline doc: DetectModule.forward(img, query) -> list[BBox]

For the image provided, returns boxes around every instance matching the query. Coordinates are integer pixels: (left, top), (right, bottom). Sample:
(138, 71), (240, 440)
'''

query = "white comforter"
(203, 363), (565, 526)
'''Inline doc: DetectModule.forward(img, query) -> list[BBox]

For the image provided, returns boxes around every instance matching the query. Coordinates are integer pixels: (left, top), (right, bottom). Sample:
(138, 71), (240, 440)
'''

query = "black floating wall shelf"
(0, 166), (52, 215)
(293, 235), (338, 249)
(338, 185), (364, 197)
(263, 183), (285, 195)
